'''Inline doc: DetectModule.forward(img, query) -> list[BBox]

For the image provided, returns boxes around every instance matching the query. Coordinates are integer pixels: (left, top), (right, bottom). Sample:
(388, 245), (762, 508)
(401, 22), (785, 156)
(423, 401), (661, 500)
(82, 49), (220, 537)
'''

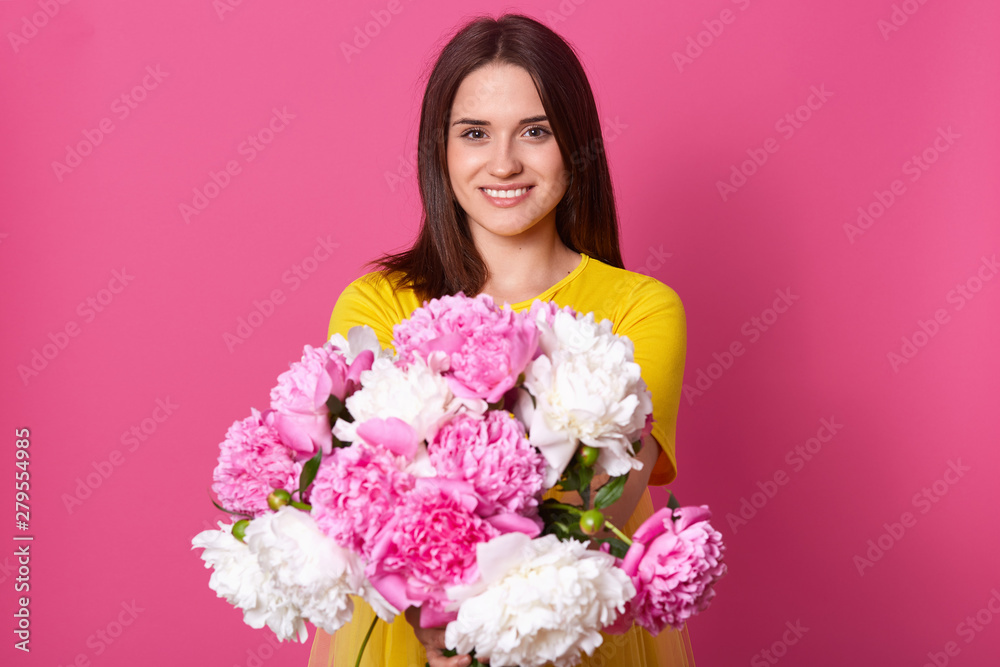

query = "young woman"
(308, 13), (694, 667)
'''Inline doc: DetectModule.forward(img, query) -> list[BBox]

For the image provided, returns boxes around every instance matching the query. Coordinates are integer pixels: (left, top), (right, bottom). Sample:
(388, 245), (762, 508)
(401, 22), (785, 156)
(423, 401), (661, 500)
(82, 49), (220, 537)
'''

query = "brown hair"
(371, 12), (623, 301)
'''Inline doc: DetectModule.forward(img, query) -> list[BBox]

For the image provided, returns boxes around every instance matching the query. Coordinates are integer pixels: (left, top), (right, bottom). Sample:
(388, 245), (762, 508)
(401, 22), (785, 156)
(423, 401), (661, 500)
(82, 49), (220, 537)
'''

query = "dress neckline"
(508, 253), (589, 310)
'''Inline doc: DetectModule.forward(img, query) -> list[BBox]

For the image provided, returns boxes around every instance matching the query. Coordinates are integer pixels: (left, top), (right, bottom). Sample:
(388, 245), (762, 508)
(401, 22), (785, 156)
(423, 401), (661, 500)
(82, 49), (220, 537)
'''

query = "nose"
(487, 139), (522, 178)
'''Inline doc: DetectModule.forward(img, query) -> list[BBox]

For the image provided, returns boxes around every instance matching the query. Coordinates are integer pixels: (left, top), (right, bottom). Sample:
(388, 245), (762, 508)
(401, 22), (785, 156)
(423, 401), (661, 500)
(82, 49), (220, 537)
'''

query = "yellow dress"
(309, 253), (695, 667)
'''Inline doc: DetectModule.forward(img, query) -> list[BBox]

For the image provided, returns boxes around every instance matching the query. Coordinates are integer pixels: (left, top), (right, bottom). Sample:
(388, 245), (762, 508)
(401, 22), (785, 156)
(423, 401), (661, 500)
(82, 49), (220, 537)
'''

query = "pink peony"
(269, 343), (374, 458)
(611, 506), (727, 634)
(391, 292), (539, 404)
(356, 416), (419, 460)
(211, 409), (302, 517)
(429, 411), (546, 516)
(365, 478), (501, 626)
(310, 440), (415, 557)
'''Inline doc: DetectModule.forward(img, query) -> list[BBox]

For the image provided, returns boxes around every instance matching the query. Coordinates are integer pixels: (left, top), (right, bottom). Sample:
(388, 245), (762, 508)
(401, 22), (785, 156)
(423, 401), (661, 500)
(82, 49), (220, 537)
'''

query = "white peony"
(334, 356), (485, 462)
(516, 310), (652, 486)
(444, 533), (635, 667)
(327, 325), (392, 363)
(244, 506), (365, 638)
(192, 520), (306, 642)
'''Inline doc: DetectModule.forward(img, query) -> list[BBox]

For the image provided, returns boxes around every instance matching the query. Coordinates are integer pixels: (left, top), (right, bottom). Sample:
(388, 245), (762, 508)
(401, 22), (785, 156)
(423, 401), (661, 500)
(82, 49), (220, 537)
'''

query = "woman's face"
(446, 63), (568, 245)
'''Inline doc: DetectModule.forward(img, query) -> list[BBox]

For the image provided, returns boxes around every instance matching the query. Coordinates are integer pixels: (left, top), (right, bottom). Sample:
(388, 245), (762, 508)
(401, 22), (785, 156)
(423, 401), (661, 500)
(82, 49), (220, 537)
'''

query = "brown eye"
(460, 128), (487, 140)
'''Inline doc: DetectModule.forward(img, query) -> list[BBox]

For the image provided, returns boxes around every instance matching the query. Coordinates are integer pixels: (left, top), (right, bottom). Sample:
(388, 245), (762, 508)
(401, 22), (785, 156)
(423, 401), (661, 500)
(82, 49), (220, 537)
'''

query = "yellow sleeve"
(326, 274), (399, 350)
(615, 278), (687, 486)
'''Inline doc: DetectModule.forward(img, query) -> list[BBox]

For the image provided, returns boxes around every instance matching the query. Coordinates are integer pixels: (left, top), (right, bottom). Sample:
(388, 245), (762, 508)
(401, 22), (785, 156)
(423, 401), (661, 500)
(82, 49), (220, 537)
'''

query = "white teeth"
(483, 187), (529, 198)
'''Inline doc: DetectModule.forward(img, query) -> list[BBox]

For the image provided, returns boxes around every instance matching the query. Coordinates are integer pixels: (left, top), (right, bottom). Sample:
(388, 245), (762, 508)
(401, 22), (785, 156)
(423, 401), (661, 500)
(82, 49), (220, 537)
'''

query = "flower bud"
(232, 519), (250, 543)
(267, 489), (292, 510)
(580, 509), (604, 535)
(577, 446), (599, 468)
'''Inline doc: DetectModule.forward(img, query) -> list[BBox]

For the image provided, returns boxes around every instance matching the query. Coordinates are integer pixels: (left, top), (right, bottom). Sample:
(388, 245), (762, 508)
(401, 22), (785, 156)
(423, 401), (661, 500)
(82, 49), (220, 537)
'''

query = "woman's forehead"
(450, 64), (544, 124)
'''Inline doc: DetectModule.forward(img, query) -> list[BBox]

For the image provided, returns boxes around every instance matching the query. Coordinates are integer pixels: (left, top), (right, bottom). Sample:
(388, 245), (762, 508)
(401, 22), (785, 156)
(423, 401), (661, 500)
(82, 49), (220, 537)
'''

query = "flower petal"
(356, 416), (419, 459)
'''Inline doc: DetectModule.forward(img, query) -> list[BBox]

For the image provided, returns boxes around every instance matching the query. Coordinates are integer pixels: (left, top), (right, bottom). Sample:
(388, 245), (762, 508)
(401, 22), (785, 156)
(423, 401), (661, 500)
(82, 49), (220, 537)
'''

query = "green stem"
(354, 615), (378, 667)
(290, 501), (312, 511)
(603, 519), (631, 545)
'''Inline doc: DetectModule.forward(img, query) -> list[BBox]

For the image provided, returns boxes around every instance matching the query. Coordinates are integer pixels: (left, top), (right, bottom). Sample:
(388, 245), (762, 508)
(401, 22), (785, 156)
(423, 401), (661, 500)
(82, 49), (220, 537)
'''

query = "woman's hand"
(404, 606), (475, 667)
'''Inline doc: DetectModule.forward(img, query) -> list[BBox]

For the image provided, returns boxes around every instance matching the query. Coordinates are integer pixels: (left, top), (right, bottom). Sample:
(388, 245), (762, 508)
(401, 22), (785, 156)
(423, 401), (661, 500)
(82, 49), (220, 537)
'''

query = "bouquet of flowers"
(192, 293), (726, 667)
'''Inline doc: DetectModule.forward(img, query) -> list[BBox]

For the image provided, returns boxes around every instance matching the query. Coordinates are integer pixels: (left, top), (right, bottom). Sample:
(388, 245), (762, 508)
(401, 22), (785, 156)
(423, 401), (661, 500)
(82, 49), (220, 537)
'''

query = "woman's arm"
(555, 431), (660, 536)
(601, 431), (660, 532)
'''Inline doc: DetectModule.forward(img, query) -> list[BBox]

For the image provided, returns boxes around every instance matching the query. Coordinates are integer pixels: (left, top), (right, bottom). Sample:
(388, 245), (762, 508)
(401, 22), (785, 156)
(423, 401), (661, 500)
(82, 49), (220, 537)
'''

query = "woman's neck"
(474, 227), (581, 306)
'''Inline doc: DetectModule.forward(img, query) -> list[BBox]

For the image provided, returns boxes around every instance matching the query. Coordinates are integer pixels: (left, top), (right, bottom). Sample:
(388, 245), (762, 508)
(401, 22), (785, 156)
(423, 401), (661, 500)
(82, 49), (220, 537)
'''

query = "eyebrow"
(451, 115), (549, 127)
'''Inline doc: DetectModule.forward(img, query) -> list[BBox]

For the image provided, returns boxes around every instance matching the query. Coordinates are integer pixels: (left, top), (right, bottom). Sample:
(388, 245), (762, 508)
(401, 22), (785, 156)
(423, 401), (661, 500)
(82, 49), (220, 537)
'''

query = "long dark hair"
(371, 13), (623, 301)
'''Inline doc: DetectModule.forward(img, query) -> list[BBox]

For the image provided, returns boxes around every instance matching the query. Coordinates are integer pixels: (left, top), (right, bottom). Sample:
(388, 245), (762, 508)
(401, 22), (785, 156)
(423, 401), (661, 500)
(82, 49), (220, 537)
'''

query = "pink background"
(3, 0), (999, 665)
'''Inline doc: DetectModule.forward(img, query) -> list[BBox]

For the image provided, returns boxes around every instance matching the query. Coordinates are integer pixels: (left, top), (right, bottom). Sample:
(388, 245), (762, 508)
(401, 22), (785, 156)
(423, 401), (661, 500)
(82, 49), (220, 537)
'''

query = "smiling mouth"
(480, 186), (533, 199)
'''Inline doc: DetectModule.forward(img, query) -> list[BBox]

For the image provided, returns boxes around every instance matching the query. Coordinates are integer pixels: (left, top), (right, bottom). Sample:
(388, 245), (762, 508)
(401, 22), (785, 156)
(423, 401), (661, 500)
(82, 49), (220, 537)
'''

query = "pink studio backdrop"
(2, 0), (998, 665)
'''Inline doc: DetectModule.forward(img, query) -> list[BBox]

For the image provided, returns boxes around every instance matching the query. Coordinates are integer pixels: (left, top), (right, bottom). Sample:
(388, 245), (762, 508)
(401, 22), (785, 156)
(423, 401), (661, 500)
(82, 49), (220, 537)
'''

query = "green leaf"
(561, 468), (576, 492)
(326, 394), (344, 416)
(539, 505), (573, 536)
(559, 461), (594, 496)
(297, 449), (323, 494)
(667, 490), (681, 511)
(208, 489), (253, 519)
(543, 522), (564, 539)
(539, 497), (564, 512)
(578, 465), (595, 509)
(327, 394), (354, 424)
(557, 467), (578, 493)
(539, 501), (591, 543)
(562, 520), (591, 543)
(594, 473), (629, 510)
